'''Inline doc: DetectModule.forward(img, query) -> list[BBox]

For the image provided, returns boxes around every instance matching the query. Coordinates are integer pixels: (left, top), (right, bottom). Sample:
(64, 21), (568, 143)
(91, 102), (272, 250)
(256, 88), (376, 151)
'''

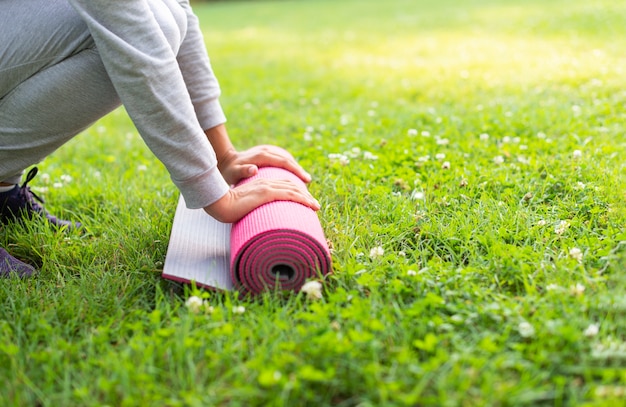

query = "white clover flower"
(569, 247), (583, 262)
(303, 132), (312, 141)
(570, 283), (585, 296)
(53, 182), (63, 189)
(406, 269), (417, 276)
(555, 220), (570, 235)
(398, 251), (406, 257)
(435, 153), (446, 160)
(574, 182), (586, 190)
(584, 323), (599, 337)
(518, 321), (535, 338)
(479, 133), (489, 141)
(436, 138), (450, 146)
(573, 149), (583, 159)
(459, 179), (468, 187)
(546, 284), (560, 291)
(411, 190), (425, 200)
(185, 296), (203, 313)
(408, 129), (418, 136)
(232, 305), (246, 314)
(363, 151), (378, 160)
(537, 219), (547, 227)
(421, 131), (431, 137)
(493, 155), (504, 165)
(41, 173), (51, 184)
(441, 161), (451, 169)
(137, 165), (148, 172)
(369, 246), (385, 258)
(537, 132), (546, 139)
(502, 136), (511, 144)
(418, 155), (430, 162)
(300, 281), (323, 300)
(60, 174), (73, 183)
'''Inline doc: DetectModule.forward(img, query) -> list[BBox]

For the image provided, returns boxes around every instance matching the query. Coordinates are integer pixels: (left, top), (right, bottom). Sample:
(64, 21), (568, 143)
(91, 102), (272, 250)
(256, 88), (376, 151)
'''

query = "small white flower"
(303, 132), (312, 141)
(363, 151), (378, 160)
(518, 321), (535, 338)
(435, 153), (446, 160)
(369, 246), (384, 258)
(584, 323), (599, 337)
(232, 305), (246, 314)
(502, 136), (511, 144)
(418, 155), (430, 162)
(441, 161), (451, 169)
(573, 149), (583, 159)
(555, 220), (570, 235)
(407, 269), (417, 276)
(398, 251), (406, 257)
(60, 174), (72, 183)
(479, 133), (489, 141)
(546, 284), (560, 291)
(493, 155), (504, 165)
(300, 281), (323, 299)
(537, 220), (547, 227)
(421, 131), (431, 137)
(185, 296), (203, 313)
(436, 138), (450, 146)
(408, 129), (418, 136)
(569, 247), (583, 262)
(574, 182), (586, 190)
(137, 165), (148, 172)
(41, 173), (51, 184)
(53, 182), (63, 189)
(411, 190), (425, 200)
(537, 132), (546, 139)
(570, 283), (585, 296)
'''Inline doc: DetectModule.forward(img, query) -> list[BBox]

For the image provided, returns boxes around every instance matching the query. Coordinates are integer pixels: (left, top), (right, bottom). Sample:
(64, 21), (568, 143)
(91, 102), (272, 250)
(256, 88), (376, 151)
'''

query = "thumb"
(240, 164), (258, 178)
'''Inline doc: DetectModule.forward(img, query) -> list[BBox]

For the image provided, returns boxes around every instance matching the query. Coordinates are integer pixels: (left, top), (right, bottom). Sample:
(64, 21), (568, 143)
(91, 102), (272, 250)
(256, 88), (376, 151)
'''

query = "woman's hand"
(218, 145), (312, 186)
(203, 178), (320, 224)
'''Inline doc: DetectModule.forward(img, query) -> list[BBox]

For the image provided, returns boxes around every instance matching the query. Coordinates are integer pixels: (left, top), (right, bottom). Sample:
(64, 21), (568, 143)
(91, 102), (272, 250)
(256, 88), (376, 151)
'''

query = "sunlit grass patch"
(1, 0), (626, 405)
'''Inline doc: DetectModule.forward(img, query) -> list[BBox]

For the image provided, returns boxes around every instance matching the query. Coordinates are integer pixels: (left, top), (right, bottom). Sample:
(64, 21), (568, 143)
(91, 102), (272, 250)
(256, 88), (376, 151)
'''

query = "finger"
(247, 178), (320, 210)
(248, 150), (312, 183)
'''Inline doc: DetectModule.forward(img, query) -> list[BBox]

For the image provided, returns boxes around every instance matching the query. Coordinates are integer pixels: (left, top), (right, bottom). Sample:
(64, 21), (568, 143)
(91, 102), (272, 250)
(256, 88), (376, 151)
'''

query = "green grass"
(2, 0), (626, 405)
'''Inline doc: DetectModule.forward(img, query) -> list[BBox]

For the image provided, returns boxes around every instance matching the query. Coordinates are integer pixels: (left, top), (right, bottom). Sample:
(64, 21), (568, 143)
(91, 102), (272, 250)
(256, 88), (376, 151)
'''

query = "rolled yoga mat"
(230, 167), (332, 295)
(162, 166), (332, 295)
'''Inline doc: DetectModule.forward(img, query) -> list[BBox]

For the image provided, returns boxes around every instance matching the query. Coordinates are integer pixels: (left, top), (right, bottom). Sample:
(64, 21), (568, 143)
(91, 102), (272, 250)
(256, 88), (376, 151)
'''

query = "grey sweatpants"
(0, 0), (183, 184)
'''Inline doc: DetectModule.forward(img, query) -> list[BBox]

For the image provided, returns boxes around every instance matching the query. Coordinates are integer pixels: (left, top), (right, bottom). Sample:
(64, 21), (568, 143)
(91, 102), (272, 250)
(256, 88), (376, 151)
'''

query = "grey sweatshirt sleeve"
(67, 0), (230, 209)
(176, 0), (226, 131)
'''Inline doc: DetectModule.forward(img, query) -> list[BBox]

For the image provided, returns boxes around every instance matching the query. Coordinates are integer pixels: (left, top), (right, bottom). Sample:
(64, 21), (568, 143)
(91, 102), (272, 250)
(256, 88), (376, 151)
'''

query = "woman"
(0, 0), (319, 276)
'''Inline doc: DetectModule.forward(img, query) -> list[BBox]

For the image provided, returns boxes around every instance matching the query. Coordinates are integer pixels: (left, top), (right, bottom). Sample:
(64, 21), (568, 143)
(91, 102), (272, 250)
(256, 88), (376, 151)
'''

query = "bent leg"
(0, 49), (121, 183)
(0, 0), (121, 183)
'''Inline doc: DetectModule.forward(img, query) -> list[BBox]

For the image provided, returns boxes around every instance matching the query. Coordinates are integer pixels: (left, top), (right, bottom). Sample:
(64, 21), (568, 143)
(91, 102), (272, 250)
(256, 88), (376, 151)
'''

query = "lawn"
(2, 0), (626, 405)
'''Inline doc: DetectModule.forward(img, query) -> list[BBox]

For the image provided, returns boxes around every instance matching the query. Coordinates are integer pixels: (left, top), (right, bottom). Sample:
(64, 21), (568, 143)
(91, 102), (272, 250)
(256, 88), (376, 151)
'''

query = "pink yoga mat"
(230, 167), (332, 295)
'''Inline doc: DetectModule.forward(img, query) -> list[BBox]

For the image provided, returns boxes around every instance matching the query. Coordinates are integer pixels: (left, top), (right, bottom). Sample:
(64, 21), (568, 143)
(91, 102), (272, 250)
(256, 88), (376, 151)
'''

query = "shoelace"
(17, 167), (45, 213)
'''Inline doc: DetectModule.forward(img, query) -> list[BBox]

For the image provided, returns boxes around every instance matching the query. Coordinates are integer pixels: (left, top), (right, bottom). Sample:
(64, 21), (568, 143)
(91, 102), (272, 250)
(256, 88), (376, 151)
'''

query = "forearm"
(204, 124), (235, 164)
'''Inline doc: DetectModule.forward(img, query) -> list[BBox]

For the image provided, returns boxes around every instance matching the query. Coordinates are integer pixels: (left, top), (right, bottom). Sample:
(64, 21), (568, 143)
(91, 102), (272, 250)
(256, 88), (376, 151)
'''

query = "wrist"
(204, 124), (236, 162)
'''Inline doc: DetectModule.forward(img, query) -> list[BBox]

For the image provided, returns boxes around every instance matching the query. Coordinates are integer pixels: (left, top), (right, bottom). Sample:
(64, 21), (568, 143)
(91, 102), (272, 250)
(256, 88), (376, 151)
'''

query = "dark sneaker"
(0, 167), (81, 230)
(0, 248), (36, 278)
